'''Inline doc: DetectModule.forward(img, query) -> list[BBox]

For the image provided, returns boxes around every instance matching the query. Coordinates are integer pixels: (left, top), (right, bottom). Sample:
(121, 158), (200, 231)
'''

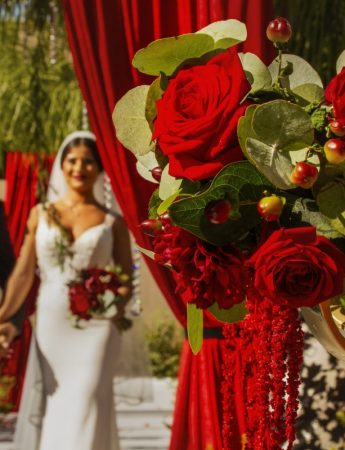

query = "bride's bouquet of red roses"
(114, 16), (345, 450)
(68, 265), (131, 330)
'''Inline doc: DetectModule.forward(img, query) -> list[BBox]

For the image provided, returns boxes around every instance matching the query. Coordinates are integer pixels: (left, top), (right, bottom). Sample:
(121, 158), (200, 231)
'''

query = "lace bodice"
(35, 208), (116, 283)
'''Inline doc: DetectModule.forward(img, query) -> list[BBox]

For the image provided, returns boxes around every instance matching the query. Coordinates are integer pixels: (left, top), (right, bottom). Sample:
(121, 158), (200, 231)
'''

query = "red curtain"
(3, 152), (52, 409)
(61, 1), (274, 448)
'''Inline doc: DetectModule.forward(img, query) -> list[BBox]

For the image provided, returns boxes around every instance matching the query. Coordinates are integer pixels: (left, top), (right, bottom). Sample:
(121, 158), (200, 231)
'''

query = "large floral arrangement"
(114, 18), (345, 450)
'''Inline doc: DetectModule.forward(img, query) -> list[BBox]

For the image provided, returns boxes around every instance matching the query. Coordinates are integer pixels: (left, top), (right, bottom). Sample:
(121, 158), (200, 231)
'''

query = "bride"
(0, 131), (132, 450)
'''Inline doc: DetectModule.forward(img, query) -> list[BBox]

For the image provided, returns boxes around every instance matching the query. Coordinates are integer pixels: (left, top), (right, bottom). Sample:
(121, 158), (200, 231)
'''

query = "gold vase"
(302, 301), (345, 362)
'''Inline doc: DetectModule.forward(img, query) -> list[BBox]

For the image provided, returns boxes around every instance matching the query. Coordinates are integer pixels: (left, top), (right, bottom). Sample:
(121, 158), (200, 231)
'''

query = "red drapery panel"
(3, 152), (52, 410)
(61, 1), (274, 448)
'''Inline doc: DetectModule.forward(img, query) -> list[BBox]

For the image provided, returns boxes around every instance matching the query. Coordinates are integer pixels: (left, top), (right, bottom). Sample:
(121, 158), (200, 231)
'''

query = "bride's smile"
(62, 145), (100, 192)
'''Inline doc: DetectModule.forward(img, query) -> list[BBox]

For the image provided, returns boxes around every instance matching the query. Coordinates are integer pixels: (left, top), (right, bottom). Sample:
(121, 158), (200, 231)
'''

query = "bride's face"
(62, 145), (100, 192)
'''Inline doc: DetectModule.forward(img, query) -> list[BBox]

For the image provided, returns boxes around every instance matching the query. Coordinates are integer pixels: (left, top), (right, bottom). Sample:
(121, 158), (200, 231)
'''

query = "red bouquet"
(68, 265), (131, 329)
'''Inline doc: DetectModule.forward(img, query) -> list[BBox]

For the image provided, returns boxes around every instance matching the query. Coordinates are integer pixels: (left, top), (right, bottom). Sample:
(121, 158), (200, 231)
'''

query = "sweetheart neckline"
(39, 213), (111, 245)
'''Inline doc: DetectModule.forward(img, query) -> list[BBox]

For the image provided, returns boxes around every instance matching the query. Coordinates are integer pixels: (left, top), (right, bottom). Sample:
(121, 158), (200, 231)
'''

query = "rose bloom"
(246, 227), (345, 308)
(325, 67), (345, 121)
(153, 47), (251, 180)
(153, 223), (247, 309)
(84, 270), (106, 294)
(69, 285), (91, 319)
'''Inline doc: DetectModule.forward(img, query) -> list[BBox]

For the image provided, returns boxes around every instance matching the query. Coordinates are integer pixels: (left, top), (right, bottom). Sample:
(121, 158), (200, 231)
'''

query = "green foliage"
(239, 100), (314, 190)
(208, 301), (247, 323)
(187, 303), (203, 355)
(169, 161), (273, 246)
(0, 2), (84, 176)
(133, 20), (247, 77)
(239, 52), (272, 92)
(316, 182), (345, 236)
(145, 317), (183, 378)
(113, 85), (155, 156)
(269, 54), (323, 89)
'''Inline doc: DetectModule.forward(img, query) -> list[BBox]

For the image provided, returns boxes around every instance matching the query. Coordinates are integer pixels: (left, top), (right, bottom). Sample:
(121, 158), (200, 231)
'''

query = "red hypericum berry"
(205, 200), (231, 225)
(139, 218), (162, 236)
(290, 161), (318, 189)
(257, 195), (284, 222)
(151, 167), (163, 182)
(266, 17), (292, 44)
(324, 138), (345, 164)
(160, 212), (171, 226)
(329, 120), (345, 137)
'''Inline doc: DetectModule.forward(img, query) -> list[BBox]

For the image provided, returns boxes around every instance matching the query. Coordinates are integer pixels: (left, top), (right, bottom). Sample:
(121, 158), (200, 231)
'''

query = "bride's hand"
(0, 322), (19, 359)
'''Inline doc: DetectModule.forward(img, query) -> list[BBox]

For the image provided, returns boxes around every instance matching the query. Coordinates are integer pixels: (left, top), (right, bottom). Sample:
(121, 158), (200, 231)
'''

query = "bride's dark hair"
(60, 137), (103, 171)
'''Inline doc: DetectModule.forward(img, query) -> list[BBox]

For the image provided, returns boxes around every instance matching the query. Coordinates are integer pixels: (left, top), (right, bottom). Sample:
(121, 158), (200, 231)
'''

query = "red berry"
(290, 161), (318, 189)
(329, 120), (345, 137)
(266, 17), (292, 43)
(151, 167), (163, 182)
(205, 200), (231, 225)
(257, 195), (284, 222)
(139, 219), (162, 236)
(160, 212), (171, 226)
(324, 138), (345, 164)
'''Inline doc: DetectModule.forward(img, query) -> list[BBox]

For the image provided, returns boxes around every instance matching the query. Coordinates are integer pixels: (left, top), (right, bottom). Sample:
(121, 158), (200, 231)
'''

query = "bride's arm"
(112, 216), (133, 306)
(0, 206), (38, 321)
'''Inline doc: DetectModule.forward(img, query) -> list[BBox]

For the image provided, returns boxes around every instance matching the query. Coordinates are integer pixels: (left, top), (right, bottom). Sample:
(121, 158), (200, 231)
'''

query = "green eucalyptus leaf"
(292, 83), (324, 106)
(113, 85), (154, 156)
(136, 151), (160, 183)
(316, 181), (345, 236)
(158, 164), (183, 200)
(283, 197), (343, 240)
(168, 161), (273, 245)
(244, 100), (314, 189)
(269, 54), (323, 89)
(239, 52), (272, 92)
(196, 19), (247, 49)
(237, 104), (258, 160)
(336, 50), (345, 73)
(145, 77), (164, 129)
(187, 303), (203, 355)
(132, 34), (214, 76)
(157, 189), (182, 216)
(208, 301), (247, 323)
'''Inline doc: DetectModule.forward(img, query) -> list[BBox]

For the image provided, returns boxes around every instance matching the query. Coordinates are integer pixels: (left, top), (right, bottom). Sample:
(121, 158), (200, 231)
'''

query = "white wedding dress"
(13, 207), (121, 450)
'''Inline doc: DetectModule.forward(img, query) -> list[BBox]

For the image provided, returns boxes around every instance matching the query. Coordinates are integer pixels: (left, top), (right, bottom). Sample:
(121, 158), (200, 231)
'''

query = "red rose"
(153, 223), (248, 309)
(69, 285), (91, 319)
(246, 227), (345, 308)
(325, 67), (345, 121)
(85, 274), (105, 294)
(153, 48), (251, 180)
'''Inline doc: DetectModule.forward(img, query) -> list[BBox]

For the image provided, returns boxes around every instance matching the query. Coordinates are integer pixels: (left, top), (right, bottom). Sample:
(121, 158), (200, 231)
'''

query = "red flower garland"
(221, 324), (239, 450)
(237, 293), (304, 450)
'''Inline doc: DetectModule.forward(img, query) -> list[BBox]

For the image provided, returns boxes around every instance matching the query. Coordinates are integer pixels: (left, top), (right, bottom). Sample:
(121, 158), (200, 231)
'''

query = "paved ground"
(0, 378), (174, 450)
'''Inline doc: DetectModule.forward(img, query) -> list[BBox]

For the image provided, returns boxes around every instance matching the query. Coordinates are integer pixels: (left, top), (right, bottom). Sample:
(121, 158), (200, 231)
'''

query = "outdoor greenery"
(145, 317), (183, 378)
(0, 1), (84, 176)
